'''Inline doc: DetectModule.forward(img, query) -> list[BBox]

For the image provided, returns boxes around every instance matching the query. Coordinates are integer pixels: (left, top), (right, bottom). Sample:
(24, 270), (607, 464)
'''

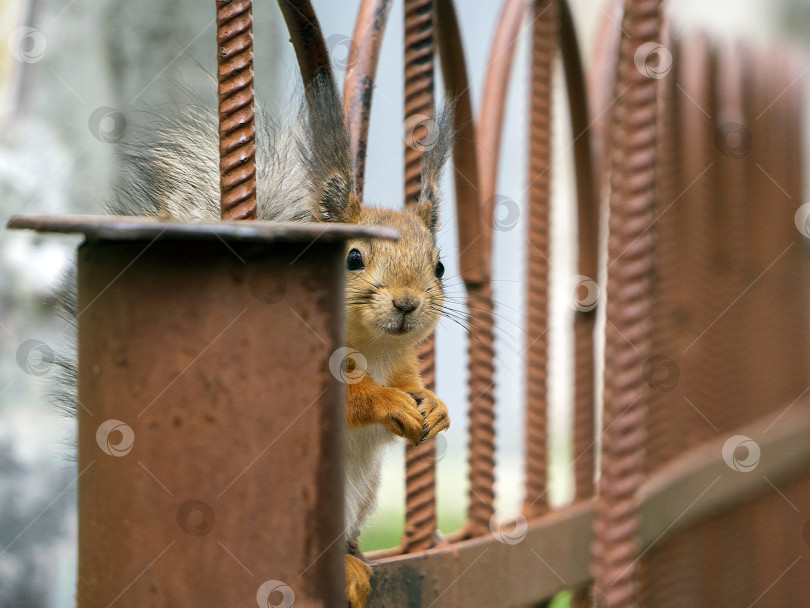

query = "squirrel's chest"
(363, 355), (395, 387)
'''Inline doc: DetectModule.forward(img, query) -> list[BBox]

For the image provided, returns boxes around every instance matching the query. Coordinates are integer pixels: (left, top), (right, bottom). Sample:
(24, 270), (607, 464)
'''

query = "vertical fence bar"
(463, 0), (526, 538)
(712, 40), (755, 433)
(403, 0), (436, 205)
(403, 0), (438, 553)
(591, 1), (661, 606)
(670, 32), (718, 459)
(216, 0), (257, 220)
(642, 16), (681, 475)
(757, 47), (809, 407)
(523, 0), (557, 520)
(434, 0), (496, 539)
(558, 0), (599, 504)
(779, 49), (810, 396)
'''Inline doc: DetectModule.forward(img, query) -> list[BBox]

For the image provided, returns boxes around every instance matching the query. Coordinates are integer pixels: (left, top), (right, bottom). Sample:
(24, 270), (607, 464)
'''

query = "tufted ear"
(297, 72), (358, 223)
(415, 107), (454, 235)
(313, 175), (361, 223)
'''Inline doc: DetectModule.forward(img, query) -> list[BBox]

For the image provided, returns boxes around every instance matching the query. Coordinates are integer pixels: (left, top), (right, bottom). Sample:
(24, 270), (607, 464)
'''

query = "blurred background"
(0, 0), (807, 604)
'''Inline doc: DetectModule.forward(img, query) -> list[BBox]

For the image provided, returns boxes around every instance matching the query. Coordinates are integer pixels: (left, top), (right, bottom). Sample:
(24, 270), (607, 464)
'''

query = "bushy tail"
(52, 73), (355, 420)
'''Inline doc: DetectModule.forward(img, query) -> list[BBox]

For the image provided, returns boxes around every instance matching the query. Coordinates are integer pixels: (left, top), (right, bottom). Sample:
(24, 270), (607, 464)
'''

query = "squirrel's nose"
(393, 294), (420, 314)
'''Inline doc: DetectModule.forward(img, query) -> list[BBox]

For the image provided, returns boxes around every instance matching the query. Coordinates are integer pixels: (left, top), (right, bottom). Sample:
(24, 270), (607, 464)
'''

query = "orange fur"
(346, 349), (450, 445)
(345, 554), (373, 608)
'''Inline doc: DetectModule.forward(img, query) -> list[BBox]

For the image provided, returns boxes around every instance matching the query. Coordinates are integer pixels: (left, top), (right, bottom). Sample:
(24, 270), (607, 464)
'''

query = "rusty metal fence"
(8, 0), (810, 606)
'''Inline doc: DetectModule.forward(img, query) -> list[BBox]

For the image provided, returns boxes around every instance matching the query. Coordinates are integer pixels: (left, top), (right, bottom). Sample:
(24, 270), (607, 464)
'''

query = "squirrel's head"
(299, 75), (452, 349)
(341, 204), (444, 348)
(306, 175), (447, 350)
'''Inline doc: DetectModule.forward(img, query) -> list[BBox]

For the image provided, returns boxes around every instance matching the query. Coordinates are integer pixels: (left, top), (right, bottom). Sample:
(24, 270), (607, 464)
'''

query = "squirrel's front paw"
(409, 389), (450, 440)
(380, 388), (428, 446)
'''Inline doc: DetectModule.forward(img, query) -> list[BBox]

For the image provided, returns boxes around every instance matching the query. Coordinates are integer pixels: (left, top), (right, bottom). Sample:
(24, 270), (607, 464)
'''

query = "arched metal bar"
(587, 0), (622, 184)
(435, 0), (486, 285)
(450, 0), (525, 540)
(343, 0), (393, 199)
(277, 0), (333, 88)
(435, 0), (496, 539)
(477, 0), (527, 266)
(559, 0), (599, 504)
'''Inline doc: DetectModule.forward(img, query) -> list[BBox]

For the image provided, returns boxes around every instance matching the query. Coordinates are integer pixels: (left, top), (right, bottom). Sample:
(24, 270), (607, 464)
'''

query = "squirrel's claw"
(381, 389), (426, 446)
(409, 389), (450, 441)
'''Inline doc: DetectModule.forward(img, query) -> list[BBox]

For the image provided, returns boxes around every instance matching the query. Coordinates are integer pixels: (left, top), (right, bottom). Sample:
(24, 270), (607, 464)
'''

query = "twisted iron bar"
(403, 0), (437, 554)
(457, 0), (526, 538)
(523, 0), (557, 519)
(403, 0), (436, 205)
(591, 1), (661, 606)
(217, 0), (257, 220)
(465, 284), (497, 534)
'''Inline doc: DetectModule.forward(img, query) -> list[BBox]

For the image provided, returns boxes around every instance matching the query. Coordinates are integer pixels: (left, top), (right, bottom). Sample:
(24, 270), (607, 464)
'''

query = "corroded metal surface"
(73, 232), (349, 606)
(6, 215), (399, 242)
(217, 0), (257, 220)
(478, 0), (527, 255)
(403, 0), (436, 205)
(277, 0), (332, 87)
(559, 0), (598, 503)
(643, 16), (680, 476)
(344, 0), (393, 198)
(434, 0), (496, 538)
(368, 401), (810, 605)
(464, 283), (497, 535)
(402, 0), (438, 554)
(404, 335), (439, 553)
(591, 1), (661, 606)
(458, 0), (525, 538)
(435, 0), (487, 285)
(523, 0), (557, 520)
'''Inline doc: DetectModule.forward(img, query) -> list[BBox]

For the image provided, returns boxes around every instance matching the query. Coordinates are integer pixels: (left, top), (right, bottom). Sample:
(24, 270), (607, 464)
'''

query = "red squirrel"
(55, 75), (451, 607)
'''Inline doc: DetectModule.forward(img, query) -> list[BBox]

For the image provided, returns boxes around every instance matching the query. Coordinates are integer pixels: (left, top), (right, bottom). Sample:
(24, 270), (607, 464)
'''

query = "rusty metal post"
(216, 0), (257, 220)
(402, 0), (438, 554)
(591, 1), (661, 606)
(9, 216), (396, 607)
(523, 0), (557, 520)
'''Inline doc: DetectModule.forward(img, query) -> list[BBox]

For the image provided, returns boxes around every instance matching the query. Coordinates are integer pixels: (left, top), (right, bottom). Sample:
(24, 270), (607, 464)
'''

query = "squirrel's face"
(344, 207), (444, 348)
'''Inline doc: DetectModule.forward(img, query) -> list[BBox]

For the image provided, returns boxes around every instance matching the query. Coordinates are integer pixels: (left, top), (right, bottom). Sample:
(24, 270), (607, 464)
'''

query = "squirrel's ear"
(414, 199), (437, 234)
(298, 72), (358, 224)
(415, 107), (454, 235)
(313, 176), (361, 223)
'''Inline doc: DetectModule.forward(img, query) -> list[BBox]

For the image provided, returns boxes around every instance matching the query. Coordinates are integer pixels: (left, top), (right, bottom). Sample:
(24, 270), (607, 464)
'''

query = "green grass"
(358, 509), (467, 552)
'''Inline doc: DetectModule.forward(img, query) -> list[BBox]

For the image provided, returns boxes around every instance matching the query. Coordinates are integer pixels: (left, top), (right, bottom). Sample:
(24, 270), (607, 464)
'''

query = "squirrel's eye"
(435, 260), (445, 279)
(347, 249), (365, 271)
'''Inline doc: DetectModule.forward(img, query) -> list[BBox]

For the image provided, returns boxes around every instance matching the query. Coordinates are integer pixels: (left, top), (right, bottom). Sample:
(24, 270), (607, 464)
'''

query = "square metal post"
(8, 216), (397, 608)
